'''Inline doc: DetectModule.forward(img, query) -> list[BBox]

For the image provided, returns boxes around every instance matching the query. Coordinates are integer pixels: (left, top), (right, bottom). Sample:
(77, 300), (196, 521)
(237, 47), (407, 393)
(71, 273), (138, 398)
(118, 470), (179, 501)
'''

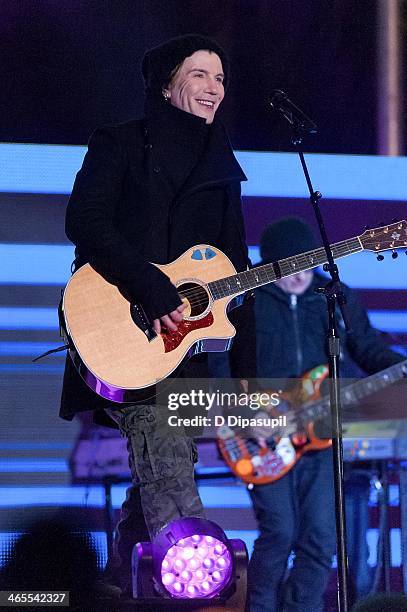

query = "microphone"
(269, 90), (318, 135)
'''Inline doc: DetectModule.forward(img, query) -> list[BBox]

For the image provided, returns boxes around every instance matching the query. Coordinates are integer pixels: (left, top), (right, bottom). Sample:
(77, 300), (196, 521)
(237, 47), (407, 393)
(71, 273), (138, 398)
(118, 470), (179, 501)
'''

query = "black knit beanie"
(260, 218), (318, 263)
(142, 34), (229, 94)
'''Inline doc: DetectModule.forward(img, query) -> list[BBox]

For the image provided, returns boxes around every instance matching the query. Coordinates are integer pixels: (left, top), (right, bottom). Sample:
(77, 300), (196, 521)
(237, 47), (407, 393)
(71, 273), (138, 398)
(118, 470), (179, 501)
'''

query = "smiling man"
(163, 49), (225, 125)
(60, 34), (256, 597)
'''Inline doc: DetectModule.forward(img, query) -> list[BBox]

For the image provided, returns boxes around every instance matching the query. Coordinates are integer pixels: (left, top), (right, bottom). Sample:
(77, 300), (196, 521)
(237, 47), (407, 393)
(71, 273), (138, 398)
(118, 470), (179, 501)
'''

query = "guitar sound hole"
(178, 282), (210, 318)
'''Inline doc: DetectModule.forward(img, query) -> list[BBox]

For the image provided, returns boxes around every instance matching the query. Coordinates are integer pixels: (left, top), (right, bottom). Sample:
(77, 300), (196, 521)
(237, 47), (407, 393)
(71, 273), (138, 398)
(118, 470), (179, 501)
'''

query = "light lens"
(160, 533), (232, 599)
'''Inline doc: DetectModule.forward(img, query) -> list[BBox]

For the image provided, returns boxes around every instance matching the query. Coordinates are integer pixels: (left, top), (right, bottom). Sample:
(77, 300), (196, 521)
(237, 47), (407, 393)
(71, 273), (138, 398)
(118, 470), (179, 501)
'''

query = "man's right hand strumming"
(153, 303), (186, 334)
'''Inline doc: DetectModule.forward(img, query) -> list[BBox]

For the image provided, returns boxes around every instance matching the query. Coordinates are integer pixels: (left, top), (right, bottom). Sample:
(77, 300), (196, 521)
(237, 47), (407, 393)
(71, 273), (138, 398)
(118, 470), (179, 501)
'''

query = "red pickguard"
(162, 312), (214, 353)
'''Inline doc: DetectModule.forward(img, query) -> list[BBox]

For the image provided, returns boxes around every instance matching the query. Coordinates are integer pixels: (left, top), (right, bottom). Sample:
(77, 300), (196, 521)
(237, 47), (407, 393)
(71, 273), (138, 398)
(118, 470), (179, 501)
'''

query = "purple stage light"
(160, 533), (231, 598)
(152, 518), (233, 599)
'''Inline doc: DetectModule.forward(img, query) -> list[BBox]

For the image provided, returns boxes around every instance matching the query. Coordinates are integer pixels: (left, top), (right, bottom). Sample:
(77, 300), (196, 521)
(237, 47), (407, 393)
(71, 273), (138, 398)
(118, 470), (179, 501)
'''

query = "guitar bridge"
(130, 303), (156, 342)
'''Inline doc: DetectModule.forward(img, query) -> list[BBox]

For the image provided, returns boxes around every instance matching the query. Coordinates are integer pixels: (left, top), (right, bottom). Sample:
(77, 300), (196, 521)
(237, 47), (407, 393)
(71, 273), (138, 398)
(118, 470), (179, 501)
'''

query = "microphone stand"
(289, 124), (351, 611)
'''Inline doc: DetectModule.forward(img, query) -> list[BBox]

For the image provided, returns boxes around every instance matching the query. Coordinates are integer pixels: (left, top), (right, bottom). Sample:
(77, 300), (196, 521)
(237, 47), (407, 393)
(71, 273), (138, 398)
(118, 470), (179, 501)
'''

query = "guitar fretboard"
(297, 359), (407, 427)
(208, 237), (362, 300)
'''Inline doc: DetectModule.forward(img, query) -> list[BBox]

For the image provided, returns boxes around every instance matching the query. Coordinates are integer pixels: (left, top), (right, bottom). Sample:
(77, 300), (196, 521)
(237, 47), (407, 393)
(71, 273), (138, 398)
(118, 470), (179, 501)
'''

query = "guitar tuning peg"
(377, 254), (384, 261)
(392, 251), (398, 259)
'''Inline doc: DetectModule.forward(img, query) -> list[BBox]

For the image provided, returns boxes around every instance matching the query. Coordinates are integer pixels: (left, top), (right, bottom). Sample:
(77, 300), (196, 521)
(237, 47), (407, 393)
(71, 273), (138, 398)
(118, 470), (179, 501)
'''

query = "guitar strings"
(166, 237), (383, 310)
(174, 240), (363, 304)
(183, 234), (395, 303)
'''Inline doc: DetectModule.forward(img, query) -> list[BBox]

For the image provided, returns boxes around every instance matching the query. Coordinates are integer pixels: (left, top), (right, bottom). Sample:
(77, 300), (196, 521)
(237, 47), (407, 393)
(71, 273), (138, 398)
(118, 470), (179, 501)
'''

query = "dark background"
(2, 0), (406, 153)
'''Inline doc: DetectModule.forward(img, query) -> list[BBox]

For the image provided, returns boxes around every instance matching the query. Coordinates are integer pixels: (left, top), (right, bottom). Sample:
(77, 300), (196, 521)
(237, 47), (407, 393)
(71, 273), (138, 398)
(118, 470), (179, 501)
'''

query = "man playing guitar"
(246, 218), (404, 612)
(59, 34), (255, 598)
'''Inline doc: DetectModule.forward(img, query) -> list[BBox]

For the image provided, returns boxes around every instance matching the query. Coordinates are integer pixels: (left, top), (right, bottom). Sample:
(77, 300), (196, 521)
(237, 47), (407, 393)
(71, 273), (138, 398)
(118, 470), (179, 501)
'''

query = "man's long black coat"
(60, 105), (256, 421)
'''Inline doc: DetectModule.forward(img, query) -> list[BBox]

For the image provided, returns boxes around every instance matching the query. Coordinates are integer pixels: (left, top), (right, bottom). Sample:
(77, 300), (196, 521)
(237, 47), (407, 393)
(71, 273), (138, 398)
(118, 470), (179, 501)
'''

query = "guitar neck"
(297, 359), (407, 425)
(208, 236), (363, 300)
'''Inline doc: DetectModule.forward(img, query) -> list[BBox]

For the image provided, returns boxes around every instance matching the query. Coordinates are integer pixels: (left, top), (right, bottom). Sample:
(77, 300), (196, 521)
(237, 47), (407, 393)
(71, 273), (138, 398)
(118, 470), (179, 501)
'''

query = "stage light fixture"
(132, 517), (248, 609)
(152, 518), (233, 599)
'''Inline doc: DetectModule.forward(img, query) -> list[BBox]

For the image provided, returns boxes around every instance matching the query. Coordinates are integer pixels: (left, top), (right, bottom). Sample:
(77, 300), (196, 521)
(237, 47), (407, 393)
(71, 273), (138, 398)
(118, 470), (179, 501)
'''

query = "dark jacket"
(60, 98), (256, 421)
(255, 272), (403, 381)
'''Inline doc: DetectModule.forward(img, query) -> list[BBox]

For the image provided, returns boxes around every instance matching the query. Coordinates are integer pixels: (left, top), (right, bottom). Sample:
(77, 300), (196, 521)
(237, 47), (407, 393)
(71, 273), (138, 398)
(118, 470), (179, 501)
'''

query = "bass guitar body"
(217, 365), (332, 485)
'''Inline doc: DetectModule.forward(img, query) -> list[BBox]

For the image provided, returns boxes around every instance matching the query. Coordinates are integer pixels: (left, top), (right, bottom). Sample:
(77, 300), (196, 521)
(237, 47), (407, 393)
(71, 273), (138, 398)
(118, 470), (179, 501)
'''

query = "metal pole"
(380, 461), (392, 591)
(400, 463), (407, 593)
(377, 0), (404, 155)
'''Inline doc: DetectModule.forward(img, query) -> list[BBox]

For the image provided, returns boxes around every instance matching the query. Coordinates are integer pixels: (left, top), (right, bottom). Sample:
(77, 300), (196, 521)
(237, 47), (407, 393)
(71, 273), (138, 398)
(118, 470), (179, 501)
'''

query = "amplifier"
(343, 419), (407, 461)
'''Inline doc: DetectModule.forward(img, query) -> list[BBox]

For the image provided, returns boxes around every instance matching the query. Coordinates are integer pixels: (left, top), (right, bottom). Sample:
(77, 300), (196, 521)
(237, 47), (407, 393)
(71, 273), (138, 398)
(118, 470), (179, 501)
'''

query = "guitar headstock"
(359, 220), (407, 252)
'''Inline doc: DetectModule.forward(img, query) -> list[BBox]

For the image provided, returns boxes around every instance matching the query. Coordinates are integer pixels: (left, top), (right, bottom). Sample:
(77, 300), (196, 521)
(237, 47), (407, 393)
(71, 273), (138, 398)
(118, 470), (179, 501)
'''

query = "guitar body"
(217, 365), (332, 485)
(218, 356), (407, 485)
(62, 245), (238, 402)
(216, 432), (299, 486)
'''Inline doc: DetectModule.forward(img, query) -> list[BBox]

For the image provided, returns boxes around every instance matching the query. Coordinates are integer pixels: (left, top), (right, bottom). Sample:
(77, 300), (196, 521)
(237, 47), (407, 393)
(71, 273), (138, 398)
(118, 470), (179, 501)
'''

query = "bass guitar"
(61, 221), (407, 402)
(217, 359), (407, 485)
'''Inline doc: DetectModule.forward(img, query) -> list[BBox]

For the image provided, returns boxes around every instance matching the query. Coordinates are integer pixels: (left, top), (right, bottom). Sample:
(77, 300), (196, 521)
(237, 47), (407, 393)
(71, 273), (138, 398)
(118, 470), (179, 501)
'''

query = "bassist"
(248, 217), (404, 612)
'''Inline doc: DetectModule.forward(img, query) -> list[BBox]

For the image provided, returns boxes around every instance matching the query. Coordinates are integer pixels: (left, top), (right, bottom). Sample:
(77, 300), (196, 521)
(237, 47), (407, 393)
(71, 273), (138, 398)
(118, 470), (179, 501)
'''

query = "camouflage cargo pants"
(104, 404), (205, 593)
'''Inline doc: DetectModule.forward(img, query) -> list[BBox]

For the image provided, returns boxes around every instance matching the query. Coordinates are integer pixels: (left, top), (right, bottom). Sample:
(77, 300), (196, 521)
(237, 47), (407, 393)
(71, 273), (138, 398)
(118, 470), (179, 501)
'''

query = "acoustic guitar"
(61, 221), (407, 402)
